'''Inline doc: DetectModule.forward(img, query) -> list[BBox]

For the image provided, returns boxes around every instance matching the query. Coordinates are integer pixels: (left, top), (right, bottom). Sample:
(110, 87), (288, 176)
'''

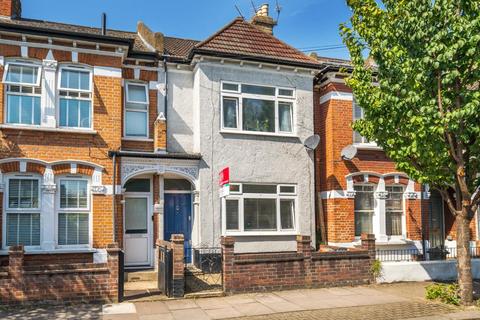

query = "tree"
(341, 0), (480, 304)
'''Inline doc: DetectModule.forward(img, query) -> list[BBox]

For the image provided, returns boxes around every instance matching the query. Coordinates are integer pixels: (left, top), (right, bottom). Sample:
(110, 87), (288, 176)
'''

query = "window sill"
(0, 124), (97, 135)
(220, 130), (298, 139)
(225, 231), (297, 237)
(122, 137), (154, 142)
(0, 248), (96, 255)
(353, 143), (382, 151)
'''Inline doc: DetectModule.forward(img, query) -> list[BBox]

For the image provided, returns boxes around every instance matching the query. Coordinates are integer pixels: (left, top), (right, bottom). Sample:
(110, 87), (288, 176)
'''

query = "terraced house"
(313, 56), (479, 263)
(0, 0), (322, 302)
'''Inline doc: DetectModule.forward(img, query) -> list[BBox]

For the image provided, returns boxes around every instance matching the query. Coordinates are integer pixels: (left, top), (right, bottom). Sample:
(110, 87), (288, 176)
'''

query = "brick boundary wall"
(221, 234), (376, 294)
(0, 244), (120, 305)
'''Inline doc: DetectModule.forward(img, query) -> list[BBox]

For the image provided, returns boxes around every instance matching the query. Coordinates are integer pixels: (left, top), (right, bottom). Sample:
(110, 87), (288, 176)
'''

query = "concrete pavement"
(101, 283), (480, 320)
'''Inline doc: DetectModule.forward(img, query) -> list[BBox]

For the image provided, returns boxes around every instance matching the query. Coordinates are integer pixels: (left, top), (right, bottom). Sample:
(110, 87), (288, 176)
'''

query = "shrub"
(370, 259), (382, 280)
(425, 283), (460, 305)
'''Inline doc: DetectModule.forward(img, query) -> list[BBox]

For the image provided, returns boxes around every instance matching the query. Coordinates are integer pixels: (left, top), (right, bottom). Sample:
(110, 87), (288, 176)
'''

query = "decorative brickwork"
(221, 235), (374, 294)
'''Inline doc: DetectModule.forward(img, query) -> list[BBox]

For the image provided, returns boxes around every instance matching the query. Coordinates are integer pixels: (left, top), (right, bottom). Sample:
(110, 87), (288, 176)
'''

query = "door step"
(125, 270), (157, 282)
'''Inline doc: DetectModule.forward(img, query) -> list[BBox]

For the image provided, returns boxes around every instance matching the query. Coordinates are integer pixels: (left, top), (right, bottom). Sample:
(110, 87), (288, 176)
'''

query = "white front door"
(124, 195), (151, 267)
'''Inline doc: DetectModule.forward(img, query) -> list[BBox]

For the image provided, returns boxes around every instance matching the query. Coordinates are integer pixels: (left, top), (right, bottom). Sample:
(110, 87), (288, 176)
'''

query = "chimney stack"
(0, 0), (21, 19)
(250, 3), (276, 35)
(137, 21), (164, 53)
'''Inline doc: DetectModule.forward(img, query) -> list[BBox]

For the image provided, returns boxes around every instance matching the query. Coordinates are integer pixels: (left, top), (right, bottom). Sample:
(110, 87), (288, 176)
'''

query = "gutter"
(108, 150), (201, 160)
(190, 48), (322, 70)
(0, 22), (133, 47)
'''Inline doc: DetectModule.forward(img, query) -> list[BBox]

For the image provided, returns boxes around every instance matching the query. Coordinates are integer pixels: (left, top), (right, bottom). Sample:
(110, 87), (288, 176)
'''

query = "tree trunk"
(457, 211), (473, 305)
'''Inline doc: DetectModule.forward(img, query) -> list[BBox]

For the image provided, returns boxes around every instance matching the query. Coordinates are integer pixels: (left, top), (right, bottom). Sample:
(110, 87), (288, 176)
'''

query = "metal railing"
(376, 246), (480, 262)
(184, 246), (223, 294)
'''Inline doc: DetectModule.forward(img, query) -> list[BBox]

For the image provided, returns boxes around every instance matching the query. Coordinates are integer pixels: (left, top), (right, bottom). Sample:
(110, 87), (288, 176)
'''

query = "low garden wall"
(379, 259), (480, 283)
(0, 244), (120, 305)
(221, 234), (376, 294)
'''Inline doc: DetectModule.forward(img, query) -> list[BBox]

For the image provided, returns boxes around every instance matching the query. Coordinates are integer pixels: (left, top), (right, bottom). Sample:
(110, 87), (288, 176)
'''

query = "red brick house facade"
(313, 58), (478, 252)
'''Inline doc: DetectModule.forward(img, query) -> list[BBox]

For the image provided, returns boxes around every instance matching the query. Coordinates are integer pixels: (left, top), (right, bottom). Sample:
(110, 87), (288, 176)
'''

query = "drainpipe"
(112, 153), (117, 243)
(163, 57), (168, 119)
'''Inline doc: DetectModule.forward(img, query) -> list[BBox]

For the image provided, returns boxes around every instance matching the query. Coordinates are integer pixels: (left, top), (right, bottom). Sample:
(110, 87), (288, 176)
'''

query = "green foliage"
(340, 0), (480, 200)
(370, 259), (382, 280)
(425, 283), (460, 305)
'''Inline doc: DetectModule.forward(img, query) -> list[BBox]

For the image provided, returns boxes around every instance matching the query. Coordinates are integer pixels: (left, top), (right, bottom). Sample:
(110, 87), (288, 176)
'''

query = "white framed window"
(385, 185), (405, 236)
(58, 66), (93, 129)
(354, 184), (375, 237)
(221, 81), (295, 135)
(56, 177), (90, 247)
(4, 176), (41, 248)
(124, 82), (149, 138)
(353, 99), (377, 146)
(3, 62), (42, 126)
(223, 183), (296, 234)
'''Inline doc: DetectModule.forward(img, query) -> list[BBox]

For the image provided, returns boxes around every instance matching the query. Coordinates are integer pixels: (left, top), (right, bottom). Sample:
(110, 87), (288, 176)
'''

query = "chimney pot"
(251, 3), (276, 35)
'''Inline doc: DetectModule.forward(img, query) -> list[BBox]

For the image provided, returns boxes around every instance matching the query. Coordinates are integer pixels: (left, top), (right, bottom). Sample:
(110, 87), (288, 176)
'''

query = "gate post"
(221, 236), (235, 293)
(171, 234), (185, 297)
(107, 243), (122, 303)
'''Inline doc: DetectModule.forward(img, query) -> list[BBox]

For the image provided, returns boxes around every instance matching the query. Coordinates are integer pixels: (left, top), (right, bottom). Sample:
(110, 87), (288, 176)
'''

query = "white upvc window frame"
(3, 174), (42, 250)
(353, 183), (376, 237)
(124, 81), (150, 139)
(352, 98), (378, 147)
(222, 183), (297, 236)
(55, 175), (92, 249)
(3, 61), (42, 87)
(220, 81), (296, 137)
(3, 61), (42, 127)
(57, 65), (94, 130)
(385, 184), (407, 239)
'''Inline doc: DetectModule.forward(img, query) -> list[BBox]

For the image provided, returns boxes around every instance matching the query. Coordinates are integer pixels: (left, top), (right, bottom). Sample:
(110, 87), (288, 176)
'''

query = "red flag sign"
(219, 167), (230, 186)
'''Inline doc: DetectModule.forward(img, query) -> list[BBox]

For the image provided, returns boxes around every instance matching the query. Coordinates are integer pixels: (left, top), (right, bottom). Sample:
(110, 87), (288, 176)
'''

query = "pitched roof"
(194, 18), (320, 68)
(0, 17), (197, 56)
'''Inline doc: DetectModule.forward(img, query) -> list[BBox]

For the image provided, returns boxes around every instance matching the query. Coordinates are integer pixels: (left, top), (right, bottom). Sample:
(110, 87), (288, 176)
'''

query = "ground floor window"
(57, 178), (90, 246)
(6, 177), (41, 247)
(353, 182), (406, 238)
(354, 185), (374, 236)
(223, 183), (296, 233)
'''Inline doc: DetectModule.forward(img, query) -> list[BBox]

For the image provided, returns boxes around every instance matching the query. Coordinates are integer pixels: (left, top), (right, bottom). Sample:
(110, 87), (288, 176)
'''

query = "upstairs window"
(125, 82), (149, 138)
(353, 99), (377, 146)
(59, 67), (92, 129)
(3, 63), (41, 125)
(221, 82), (295, 135)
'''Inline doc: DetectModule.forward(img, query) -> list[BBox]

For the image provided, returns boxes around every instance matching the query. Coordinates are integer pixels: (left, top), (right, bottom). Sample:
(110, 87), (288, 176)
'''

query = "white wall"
(193, 61), (316, 252)
(379, 259), (480, 283)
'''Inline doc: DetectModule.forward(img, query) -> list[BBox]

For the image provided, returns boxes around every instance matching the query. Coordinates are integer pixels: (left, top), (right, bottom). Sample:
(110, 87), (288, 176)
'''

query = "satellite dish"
(341, 145), (358, 161)
(304, 134), (320, 150)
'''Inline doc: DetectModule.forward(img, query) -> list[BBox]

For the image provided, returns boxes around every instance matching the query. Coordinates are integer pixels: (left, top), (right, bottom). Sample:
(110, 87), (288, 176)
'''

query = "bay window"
(125, 82), (149, 137)
(386, 185), (404, 236)
(354, 184), (374, 236)
(221, 82), (295, 135)
(3, 62), (41, 125)
(57, 178), (90, 246)
(59, 67), (92, 129)
(6, 177), (41, 247)
(223, 183), (296, 234)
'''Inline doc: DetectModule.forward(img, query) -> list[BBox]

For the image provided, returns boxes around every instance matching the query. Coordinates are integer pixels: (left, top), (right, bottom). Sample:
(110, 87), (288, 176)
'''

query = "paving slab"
(203, 306), (244, 319)
(164, 299), (198, 310)
(231, 301), (275, 317)
(103, 303), (137, 315)
(194, 297), (233, 310)
(171, 308), (210, 320)
(134, 301), (170, 315)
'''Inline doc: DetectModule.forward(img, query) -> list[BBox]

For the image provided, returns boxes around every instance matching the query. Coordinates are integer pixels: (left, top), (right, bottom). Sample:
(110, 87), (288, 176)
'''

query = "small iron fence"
(376, 246), (480, 262)
(184, 246), (223, 294)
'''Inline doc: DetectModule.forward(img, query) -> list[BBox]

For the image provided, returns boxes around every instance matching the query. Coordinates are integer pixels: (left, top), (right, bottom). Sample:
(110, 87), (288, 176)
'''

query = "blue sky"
(22, 0), (351, 59)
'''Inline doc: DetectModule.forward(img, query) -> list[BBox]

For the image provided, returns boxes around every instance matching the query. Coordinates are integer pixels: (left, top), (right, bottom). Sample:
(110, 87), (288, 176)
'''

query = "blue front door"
(164, 193), (192, 263)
